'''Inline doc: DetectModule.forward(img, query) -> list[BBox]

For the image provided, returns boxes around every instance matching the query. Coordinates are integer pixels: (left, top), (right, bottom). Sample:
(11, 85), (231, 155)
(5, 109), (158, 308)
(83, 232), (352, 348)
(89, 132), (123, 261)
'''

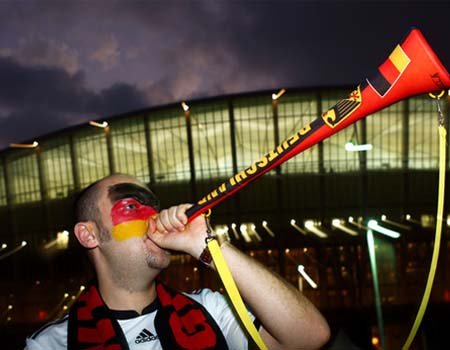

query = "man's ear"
(74, 222), (99, 249)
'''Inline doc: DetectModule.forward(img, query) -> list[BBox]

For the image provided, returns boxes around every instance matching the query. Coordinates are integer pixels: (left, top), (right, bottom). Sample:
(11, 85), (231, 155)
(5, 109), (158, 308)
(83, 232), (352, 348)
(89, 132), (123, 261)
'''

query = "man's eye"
(125, 203), (137, 210)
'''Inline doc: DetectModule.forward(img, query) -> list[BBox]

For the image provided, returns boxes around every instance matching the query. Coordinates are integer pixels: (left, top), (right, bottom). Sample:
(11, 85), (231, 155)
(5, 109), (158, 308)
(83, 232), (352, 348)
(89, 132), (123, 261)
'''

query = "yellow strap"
(208, 239), (268, 350)
(402, 125), (446, 349)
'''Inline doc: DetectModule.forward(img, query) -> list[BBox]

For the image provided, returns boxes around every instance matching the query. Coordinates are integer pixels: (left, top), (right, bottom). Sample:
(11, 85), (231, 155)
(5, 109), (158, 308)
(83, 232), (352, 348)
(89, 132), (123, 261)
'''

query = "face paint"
(108, 183), (159, 241)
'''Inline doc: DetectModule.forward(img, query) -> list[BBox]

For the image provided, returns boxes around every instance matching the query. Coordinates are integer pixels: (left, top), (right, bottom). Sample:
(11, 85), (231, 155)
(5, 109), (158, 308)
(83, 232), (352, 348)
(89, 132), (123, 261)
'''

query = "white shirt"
(26, 289), (254, 350)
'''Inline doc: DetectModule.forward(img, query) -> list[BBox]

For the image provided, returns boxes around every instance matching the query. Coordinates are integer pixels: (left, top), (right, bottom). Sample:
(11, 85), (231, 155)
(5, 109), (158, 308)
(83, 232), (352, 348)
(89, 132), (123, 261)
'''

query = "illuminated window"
(321, 90), (362, 172)
(41, 138), (75, 199)
(367, 101), (403, 170)
(278, 93), (319, 173)
(7, 151), (41, 204)
(147, 108), (190, 182)
(110, 117), (150, 184)
(233, 97), (274, 174)
(190, 102), (233, 179)
(408, 96), (439, 169)
(74, 128), (110, 188)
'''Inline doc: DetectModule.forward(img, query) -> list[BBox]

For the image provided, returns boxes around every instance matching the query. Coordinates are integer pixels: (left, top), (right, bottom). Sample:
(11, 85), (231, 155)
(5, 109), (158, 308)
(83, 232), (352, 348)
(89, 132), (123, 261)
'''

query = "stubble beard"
(96, 219), (173, 292)
(146, 249), (171, 270)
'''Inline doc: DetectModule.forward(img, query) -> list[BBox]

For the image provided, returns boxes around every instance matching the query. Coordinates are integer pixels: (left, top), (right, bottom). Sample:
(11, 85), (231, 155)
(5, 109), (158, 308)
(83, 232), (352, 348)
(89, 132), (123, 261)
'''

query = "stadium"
(1, 86), (449, 348)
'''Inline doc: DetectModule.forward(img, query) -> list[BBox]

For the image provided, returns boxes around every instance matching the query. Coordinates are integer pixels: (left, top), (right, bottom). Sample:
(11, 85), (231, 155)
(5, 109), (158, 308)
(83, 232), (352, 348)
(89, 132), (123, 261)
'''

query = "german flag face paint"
(108, 183), (159, 241)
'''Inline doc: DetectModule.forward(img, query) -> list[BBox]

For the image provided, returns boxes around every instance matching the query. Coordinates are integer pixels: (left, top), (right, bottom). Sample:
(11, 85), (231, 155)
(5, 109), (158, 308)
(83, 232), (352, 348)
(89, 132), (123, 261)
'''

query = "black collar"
(109, 298), (160, 320)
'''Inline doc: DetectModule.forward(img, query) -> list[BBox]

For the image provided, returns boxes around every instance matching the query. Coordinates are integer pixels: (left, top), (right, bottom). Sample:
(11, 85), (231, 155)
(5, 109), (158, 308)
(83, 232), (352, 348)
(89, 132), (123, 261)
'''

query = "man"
(26, 174), (330, 349)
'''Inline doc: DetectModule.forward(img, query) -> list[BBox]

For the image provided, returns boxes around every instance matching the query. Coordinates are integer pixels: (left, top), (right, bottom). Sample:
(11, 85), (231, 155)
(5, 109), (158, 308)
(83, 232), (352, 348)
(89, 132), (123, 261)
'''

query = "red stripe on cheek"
(111, 199), (158, 226)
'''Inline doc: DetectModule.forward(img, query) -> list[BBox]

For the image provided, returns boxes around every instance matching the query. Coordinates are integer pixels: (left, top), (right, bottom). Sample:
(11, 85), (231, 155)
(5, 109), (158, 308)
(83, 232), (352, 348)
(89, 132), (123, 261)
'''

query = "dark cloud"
(0, 56), (148, 148)
(0, 1), (449, 149)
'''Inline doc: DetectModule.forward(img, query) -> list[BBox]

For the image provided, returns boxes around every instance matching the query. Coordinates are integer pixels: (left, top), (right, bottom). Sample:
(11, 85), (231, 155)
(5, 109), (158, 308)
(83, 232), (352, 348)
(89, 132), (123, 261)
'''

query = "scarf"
(67, 281), (228, 350)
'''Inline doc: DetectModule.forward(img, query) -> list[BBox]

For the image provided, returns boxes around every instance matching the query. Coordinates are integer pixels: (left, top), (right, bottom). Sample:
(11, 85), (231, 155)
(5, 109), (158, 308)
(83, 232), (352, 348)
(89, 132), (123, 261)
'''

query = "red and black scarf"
(67, 281), (228, 350)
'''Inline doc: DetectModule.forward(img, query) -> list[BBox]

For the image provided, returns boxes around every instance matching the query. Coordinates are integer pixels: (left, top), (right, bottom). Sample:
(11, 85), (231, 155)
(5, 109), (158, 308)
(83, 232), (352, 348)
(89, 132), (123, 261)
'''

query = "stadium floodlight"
(380, 215), (411, 230)
(332, 219), (358, 236)
(297, 265), (318, 289)
(10, 141), (39, 149)
(181, 101), (189, 111)
(239, 224), (252, 243)
(290, 219), (307, 235)
(89, 121), (108, 128)
(304, 220), (328, 239)
(272, 88), (286, 100)
(230, 223), (240, 240)
(345, 141), (373, 152)
(368, 220), (400, 239)
(262, 221), (275, 237)
(0, 241), (28, 260)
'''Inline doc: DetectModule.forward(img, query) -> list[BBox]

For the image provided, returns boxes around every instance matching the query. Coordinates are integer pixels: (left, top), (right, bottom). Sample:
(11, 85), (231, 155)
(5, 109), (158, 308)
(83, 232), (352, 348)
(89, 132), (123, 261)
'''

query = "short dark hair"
(74, 179), (103, 224)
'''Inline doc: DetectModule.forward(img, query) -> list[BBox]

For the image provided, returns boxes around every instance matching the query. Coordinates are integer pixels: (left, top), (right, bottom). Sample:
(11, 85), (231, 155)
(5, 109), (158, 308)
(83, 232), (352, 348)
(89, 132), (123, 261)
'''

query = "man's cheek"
(111, 220), (149, 241)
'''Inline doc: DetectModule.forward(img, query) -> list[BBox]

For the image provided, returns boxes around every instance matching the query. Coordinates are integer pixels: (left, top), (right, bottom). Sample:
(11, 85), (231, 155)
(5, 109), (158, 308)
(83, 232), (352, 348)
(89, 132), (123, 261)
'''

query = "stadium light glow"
(332, 218), (358, 236)
(368, 220), (400, 239)
(0, 240), (27, 260)
(290, 219), (307, 235)
(272, 88), (286, 100)
(239, 224), (252, 243)
(381, 215), (411, 230)
(297, 265), (318, 289)
(304, 220), (328, 239)
(10, 141), (39, 149)
(1, 243), (6, 251)
(345, 141), (373, 152)
(262, 221), (275, 237)
(230, 223), (240, 240)
(89, 120), (108, 128)
(181, 101), (189, 111)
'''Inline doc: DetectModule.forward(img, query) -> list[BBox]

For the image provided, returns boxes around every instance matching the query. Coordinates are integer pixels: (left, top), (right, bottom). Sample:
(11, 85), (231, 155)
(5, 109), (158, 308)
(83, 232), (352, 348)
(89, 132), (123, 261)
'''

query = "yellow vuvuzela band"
(402, 125), (446, 349)
(208, 239), (268, 350)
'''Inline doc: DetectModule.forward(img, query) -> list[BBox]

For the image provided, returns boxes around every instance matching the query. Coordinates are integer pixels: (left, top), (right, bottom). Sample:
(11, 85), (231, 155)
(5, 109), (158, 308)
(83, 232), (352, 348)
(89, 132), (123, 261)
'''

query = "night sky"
(0, 1), (449, 150)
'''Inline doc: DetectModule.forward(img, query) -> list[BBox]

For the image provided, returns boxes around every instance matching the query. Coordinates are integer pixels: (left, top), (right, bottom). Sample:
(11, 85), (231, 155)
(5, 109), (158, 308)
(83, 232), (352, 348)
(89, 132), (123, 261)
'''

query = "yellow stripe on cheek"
(112, 220), (149, 241)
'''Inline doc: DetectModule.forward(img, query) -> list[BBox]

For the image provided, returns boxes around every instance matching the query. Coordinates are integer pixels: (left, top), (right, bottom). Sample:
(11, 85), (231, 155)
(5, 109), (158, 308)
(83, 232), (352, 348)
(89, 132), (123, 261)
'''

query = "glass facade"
(278, 93), (319, 173)
(0, 89), (444, 208)
(7, 151), (41, 204)
(408, 95), (439, 169)
(41, 137), (75, 199)
(110, 116), (150, 183)
(191, 102), (233, 179)
(0, 161), (6, 206)
(74, 128), (110, 188)
(233, 96), (275, 175)
(148, 108), (190, 182)
(367, 101), (404, 170)
(321, 90), (362, 172)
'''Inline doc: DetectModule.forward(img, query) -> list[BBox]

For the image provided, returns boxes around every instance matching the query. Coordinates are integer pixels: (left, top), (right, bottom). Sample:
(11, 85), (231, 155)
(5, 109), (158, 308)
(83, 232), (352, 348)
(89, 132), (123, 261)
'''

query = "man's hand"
(147, 203), (208, 259)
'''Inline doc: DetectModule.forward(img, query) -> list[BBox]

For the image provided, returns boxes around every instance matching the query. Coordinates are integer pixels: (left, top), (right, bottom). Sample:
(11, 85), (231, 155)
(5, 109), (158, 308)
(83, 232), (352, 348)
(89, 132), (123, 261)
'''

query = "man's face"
(108, 182), (159, 241)
(96, 176), (171, 280)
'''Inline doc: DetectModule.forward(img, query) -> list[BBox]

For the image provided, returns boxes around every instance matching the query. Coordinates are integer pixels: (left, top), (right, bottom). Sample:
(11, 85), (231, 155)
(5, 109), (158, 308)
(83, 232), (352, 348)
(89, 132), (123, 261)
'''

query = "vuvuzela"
(186, 28), (450, 221)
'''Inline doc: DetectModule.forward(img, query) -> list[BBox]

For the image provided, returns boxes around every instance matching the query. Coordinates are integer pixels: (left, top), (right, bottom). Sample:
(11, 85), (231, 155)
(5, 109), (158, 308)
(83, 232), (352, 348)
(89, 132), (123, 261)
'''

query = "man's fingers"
(156, 209), (170, 233)
(177, 204), (192, 225)
(168, 206), (185, 230)
(156, 204), (192, 233)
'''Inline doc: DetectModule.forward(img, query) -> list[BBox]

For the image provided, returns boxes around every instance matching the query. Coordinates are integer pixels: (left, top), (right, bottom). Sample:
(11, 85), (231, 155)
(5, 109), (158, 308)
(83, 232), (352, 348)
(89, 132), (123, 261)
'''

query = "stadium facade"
(0, 87), (449, 348)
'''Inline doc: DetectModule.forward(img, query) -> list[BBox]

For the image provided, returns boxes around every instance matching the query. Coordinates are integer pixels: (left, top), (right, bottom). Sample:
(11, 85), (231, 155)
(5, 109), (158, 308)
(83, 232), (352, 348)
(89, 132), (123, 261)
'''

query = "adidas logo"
(135, 328), (158, 344)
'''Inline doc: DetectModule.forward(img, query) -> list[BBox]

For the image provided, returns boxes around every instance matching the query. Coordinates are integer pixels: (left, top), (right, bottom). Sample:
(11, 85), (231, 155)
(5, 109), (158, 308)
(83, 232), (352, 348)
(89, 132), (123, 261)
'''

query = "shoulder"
(185, 288), (231, 311)
(185, 288), (253, 349)
(25, 314), (68, 350)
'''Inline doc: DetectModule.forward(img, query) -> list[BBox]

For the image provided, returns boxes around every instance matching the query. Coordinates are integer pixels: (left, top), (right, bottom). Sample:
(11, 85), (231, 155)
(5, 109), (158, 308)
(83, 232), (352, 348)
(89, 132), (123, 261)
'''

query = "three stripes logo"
(135, 328), (158, 344)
